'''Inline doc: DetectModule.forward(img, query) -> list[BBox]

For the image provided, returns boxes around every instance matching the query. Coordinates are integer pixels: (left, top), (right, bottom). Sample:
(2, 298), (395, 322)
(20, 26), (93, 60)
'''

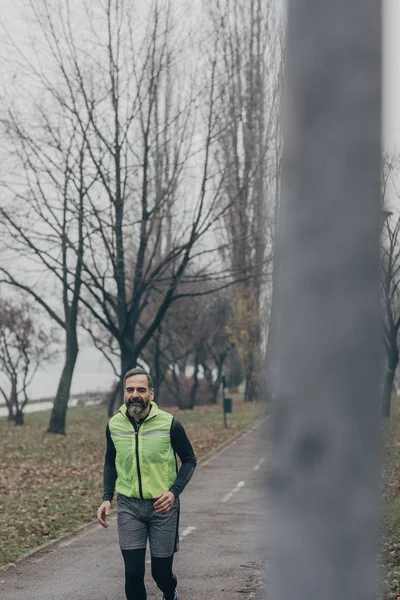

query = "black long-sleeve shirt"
(103, 415), (197, 502)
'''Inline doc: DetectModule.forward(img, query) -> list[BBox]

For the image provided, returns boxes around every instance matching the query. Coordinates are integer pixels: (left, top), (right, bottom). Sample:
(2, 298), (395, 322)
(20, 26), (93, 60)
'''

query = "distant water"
(0, 397), (79, 419)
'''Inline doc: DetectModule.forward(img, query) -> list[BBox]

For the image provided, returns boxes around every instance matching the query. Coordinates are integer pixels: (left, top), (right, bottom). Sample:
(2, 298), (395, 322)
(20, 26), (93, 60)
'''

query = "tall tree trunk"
(116, 332), (139, 408)
(153, 336), (162, 402)
(212, 360), (225, 404)
(244, 350), (259, 402)
(238, 289), (261, 403)
(47, 332), (78, 434)
(7, 404), (14, 422)
(382, 346), (399, 418)
(10, 379), (18, 424)
(172, 367), (184, 409)
(188, 350), (200, 410)
(14, 407), (24, 426)
(264, 128), (282, 406)
(211, 378), (222, 404)
(202, 353), (229, 404)
(45, 147), (85, 435)
(201, 361), (215, 401)
(120, 334), (138, 377)
(264, 252), (279, 405)
(107, 382), (121, 418)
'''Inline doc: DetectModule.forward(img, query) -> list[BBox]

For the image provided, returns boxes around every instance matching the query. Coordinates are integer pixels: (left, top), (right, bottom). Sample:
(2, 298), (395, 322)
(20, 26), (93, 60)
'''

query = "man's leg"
(148, 499), (179, 599)
(118, 496), (151, 600)
(121, 548), (147, 600)
(151, 555), (177, 600)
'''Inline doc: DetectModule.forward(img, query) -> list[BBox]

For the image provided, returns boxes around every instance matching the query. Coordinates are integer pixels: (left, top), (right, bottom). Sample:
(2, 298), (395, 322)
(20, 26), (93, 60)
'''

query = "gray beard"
(127, 403), (146, 417)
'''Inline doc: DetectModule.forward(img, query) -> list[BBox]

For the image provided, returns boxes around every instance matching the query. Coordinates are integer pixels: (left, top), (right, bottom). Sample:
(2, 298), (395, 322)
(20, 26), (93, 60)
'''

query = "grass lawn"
(0, 399), (264, 568)
(382, 395), (400, 599)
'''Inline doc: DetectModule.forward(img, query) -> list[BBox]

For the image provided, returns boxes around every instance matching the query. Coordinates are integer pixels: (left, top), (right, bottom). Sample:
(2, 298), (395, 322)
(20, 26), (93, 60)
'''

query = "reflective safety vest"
(109, 402), (177, 499)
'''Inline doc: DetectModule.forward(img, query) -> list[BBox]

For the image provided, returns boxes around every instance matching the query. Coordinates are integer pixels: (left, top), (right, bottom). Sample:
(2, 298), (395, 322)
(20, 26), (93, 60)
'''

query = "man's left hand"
(153, 491), (175, 514)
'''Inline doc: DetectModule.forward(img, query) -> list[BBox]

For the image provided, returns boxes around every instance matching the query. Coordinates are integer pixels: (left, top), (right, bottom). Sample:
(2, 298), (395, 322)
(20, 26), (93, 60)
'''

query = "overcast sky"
(383, 0), (400, 152)
(0, 0), (399, 399)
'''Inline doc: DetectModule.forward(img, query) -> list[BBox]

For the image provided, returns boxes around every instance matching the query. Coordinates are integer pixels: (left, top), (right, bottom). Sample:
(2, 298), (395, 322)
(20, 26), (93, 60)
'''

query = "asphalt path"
(1, 422), (268, 600)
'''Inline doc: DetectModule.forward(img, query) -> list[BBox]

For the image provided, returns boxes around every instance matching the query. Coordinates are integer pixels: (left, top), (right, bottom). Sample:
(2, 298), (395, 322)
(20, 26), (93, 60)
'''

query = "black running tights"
(121, 548), (177, 600)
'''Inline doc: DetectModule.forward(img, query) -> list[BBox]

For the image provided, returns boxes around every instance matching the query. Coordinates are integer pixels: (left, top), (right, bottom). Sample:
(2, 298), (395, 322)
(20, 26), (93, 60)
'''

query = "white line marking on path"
(221, 480), (245, 503)
(180, 526), (196, 540)
(146, 526), (197, 564)
(253, 458), (266, 471)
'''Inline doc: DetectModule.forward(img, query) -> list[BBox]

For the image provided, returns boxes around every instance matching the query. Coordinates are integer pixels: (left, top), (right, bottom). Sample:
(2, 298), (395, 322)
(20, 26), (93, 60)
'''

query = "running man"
(97, 367), (197, 600)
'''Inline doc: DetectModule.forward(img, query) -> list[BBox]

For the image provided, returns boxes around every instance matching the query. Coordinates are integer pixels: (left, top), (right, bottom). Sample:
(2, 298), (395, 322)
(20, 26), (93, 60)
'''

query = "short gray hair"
(123, 367), (153, 390)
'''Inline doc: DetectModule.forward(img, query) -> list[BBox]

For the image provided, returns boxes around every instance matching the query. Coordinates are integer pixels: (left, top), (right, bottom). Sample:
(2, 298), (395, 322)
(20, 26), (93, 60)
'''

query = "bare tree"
(1, 0), (264, 431)
(194, 293), (235, 404)
(206, 0), (282, 401)
(141, 303), (195, 404)
(139, 289), (235, 409)
(380, 155), (400, 417)
(0, 0), (235, 431)
(23, 0), (231, 401)
(0, 299), (56, 424)
(381, 216), (400, 418)
(0, 102), (92, 434)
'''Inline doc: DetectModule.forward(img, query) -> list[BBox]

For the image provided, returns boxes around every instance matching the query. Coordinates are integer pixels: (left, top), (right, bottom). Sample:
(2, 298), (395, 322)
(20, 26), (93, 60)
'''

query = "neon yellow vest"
(109, 402), (177, 499)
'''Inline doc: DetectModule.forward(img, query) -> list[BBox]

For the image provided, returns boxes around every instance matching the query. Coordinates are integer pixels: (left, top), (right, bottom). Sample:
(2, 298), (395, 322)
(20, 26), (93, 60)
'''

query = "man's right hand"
(97, 500), (111, 528)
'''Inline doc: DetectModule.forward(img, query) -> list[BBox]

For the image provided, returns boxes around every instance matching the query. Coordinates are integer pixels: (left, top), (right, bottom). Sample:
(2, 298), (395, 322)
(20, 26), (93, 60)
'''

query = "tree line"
(0, 0), (282, 433)
(0, 0), (398, 431)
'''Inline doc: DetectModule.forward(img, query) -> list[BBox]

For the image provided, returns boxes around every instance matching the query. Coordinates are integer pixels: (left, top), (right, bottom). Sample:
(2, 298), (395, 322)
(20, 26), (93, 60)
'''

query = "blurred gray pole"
(267, 2), (382, 600)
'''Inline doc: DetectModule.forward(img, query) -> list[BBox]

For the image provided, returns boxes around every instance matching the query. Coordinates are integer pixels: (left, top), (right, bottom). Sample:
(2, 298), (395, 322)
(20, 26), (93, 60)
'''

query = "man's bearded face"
(124, 375), (153, 417)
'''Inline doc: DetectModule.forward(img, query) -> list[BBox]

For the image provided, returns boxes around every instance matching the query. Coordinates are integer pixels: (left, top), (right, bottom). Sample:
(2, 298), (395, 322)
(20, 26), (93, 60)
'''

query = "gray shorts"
(117, 494), (180, 557)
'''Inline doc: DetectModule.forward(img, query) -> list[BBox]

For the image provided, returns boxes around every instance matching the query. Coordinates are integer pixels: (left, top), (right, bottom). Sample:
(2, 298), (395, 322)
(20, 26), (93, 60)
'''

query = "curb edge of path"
(1, 414), (267, 573)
